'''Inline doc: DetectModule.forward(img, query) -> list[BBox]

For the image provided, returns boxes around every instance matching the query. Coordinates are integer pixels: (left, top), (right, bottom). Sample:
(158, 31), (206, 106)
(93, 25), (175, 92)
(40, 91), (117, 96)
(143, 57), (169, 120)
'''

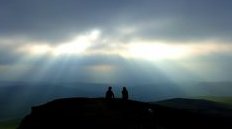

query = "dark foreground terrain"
(17, 98), (232, 129)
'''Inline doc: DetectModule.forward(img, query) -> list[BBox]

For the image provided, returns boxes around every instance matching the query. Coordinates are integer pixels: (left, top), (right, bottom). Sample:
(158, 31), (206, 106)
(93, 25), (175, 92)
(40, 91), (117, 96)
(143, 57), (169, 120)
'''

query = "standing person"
(105, 86), (114, 99)
(122, 87), (128, 100)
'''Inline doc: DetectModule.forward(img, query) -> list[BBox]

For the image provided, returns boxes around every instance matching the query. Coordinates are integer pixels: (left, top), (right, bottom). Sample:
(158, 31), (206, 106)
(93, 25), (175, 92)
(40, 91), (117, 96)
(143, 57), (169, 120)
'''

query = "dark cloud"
(0, 0), (126, 42)
(0, 0), (232, 42)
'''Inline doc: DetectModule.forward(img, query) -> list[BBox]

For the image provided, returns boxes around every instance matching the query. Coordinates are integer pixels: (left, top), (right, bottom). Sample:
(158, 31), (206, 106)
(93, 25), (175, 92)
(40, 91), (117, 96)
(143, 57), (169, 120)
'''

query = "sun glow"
(22, 30), (101, 56)
(20, 30), (232, 62)
(54, 30), (101, 56)
(86, 64), (115, 73)
(127, 42), (189, 61)
(17, 43), (53, 56)
(54, 39), (90, 55)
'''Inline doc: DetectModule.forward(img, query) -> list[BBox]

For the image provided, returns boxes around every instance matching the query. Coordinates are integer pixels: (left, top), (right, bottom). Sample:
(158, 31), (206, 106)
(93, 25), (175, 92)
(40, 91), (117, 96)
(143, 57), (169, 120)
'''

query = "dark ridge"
(156, 98), (232, 111)
(17, 97), (232, 129)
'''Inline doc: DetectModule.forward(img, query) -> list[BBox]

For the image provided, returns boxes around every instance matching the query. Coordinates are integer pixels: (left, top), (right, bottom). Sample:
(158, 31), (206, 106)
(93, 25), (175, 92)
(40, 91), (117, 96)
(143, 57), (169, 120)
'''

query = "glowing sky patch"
(18, 30), (101, 56)
(21, 44), (53, 55)
(126, 42), (189, 60)
(54, 29), (101, 56)
(123, 40), (232, 61)
(85, 64), (115, 73)
(16, 33), (232, 63)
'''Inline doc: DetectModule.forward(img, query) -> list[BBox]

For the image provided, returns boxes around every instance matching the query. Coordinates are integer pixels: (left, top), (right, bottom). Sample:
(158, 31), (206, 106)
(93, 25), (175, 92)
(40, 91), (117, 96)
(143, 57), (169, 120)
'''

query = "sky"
(1, 0), (232, 85)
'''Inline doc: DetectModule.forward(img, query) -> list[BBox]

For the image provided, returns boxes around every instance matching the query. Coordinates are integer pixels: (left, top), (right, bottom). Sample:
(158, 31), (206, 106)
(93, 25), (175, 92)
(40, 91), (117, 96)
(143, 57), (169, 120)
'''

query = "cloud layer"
(1, 0), (232, 83)
(1, 0), (232, 42)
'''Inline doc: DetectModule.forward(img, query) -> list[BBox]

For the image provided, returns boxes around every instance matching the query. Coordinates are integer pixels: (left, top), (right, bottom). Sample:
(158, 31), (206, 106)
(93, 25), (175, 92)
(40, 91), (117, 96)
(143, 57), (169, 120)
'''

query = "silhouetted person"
(122, 87), (128, 100)
(105, 86), (114, 99)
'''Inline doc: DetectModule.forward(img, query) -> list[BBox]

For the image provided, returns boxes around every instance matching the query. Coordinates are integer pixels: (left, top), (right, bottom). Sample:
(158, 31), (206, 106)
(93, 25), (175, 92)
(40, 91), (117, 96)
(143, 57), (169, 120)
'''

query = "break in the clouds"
(1, 0), (232, 84)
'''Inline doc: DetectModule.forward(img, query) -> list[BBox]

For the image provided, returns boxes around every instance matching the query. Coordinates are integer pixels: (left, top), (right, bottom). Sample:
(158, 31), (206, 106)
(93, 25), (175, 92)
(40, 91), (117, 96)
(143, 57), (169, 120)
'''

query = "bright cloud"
(17, 30), (101, 56)
(126, 42), (189, 60)
(14, 30), (232, 62)
(54, 30), (101, 56)
(123, 40), (232, 61)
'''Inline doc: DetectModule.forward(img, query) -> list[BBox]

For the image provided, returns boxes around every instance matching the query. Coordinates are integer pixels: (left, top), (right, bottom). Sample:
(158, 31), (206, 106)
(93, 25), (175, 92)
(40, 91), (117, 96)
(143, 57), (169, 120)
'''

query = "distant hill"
(17, 98), (232, 129)
(155, 98), (232, 116)
(1, 81), (232, 122)
(198, 96), (232, 105)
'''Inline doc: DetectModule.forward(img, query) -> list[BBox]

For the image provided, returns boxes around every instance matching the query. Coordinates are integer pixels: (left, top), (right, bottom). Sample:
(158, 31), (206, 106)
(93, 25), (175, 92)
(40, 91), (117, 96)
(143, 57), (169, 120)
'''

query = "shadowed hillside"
(17, 98), (232, 129)
(156, 98), (232, 114)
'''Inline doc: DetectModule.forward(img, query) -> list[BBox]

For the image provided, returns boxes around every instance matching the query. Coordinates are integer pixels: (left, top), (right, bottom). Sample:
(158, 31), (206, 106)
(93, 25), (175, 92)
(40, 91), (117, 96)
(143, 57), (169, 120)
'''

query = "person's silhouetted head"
(122, 86), (128, 100)
(105, 86), (114, 99)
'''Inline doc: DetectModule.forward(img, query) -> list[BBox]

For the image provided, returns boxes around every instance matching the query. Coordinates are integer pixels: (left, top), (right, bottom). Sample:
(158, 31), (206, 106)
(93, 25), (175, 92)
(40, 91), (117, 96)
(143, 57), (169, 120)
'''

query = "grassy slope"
(0, 119), (21, 129)
(198, 96), (232, 105)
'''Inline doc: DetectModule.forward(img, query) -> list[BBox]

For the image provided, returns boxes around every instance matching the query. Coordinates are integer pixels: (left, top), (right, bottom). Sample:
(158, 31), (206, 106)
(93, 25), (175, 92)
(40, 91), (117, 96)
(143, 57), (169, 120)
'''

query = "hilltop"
(17, 97), (232, 129)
